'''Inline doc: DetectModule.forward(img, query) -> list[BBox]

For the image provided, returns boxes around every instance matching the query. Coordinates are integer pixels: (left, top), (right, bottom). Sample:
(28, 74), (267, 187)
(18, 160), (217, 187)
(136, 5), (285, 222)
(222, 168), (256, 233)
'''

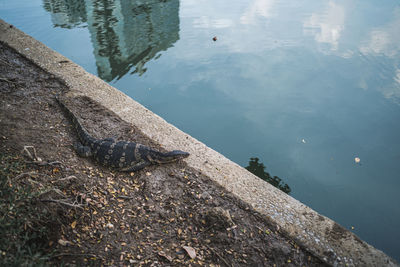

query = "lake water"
(1, 0), (399, 261)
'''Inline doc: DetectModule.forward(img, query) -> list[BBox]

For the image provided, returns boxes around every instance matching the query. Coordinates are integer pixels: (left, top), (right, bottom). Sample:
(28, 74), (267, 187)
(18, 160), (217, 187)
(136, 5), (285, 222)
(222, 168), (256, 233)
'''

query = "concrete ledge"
(1, 19), (397, 267)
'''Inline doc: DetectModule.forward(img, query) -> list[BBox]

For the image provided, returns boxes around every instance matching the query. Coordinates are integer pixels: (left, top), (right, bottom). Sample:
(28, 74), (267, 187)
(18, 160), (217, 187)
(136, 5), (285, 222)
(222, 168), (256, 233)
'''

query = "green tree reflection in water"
(245, 157), (291, 194)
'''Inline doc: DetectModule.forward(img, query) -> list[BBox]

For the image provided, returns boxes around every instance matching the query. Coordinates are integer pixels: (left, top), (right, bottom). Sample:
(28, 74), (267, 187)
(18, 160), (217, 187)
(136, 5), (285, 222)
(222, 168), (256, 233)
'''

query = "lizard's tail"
(56, 96), (95, 146)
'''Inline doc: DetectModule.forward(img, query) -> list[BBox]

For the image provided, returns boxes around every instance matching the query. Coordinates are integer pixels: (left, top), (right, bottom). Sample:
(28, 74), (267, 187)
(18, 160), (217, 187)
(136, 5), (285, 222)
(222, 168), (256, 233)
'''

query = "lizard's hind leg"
(121, 160), (151, 172)
(73, 142), (93, 157)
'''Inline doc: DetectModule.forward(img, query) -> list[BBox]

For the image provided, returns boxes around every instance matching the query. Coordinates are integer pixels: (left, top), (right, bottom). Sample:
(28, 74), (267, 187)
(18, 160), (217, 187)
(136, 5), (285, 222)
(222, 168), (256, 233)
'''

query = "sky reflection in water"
(1, 0), (400, 261)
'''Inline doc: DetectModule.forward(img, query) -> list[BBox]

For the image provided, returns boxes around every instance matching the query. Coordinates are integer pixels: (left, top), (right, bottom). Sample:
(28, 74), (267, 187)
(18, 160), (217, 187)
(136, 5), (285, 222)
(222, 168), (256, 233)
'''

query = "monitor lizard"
(56, 97), (189, 172)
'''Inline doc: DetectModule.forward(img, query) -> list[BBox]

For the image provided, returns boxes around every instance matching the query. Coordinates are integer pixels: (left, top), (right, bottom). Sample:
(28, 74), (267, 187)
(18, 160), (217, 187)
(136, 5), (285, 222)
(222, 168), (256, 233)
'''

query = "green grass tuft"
(0, 154), (55, 266)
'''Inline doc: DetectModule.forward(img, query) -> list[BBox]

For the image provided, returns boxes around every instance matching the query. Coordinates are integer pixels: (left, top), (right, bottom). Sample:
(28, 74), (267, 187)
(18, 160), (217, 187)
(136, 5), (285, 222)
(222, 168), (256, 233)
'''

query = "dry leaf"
(71, 221), (77, 229)
(182, 246), (196, 259)
(158, 251), (173, 262)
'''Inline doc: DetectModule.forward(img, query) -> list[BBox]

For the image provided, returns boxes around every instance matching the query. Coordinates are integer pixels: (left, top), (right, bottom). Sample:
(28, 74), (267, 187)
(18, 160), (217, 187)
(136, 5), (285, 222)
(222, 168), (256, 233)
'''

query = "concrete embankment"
(0, 19), (397, 266)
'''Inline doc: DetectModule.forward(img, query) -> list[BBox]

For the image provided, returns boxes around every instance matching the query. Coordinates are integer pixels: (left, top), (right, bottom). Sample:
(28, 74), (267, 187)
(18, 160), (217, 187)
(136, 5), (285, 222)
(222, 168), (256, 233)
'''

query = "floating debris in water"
(212, 36), (217, 41)
(354, 157), (361, 164)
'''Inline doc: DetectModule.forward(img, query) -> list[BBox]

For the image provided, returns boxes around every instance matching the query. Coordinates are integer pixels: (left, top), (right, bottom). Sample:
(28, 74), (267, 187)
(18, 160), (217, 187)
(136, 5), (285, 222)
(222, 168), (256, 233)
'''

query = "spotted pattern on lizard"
(56, 97), (189, 172)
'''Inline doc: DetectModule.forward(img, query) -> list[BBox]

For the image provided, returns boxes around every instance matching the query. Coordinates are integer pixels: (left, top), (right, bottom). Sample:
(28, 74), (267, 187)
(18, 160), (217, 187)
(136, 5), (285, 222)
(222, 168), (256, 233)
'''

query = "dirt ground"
(0, 41), (328, 266)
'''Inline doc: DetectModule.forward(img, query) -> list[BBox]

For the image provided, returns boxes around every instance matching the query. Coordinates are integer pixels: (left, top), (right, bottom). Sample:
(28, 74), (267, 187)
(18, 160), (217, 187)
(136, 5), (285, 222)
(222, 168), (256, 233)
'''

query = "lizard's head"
(165, 150), (190, 159)
(151, 149), (189, 164)
(164, 150), (190, 161)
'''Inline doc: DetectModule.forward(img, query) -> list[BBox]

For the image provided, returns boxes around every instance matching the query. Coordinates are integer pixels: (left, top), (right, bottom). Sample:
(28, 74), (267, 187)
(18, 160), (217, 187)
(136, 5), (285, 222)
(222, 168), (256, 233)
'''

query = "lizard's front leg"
(121, 160), (151, 172)
(73, 142), (93, 157)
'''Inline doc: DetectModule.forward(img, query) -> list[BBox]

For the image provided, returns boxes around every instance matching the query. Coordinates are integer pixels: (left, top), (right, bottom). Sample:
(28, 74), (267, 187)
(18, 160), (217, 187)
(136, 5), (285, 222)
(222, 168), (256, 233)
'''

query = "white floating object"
(301, 139), (306, 144)
(354, 157), (361, 163)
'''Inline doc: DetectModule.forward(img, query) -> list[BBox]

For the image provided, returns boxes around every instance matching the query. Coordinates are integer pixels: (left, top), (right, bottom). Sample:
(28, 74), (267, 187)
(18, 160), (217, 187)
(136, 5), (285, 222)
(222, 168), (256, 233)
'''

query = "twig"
(22, 146), (63, 166)
(38, 188), (65, 197)
(0, 77), (15, 83)
(37, 160), (62, 166)
(27, 178), (43, 186)
(21, 146), (40, 161)
(12, 172), (43, 189)
(116, 195), (135, 200)
(205, 245), (232, 267)
(26, 160), (62, 166)
(14, 172), (37, 181)
(55, 175), (77, 182)
(0, 58), (11, 66)
(51, 253), (104, 260)
(41, 198), (84, 209)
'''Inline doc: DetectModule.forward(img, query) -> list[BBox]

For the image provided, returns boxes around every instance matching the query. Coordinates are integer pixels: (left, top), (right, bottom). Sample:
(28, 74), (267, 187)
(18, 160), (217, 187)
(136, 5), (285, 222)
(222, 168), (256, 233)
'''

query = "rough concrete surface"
(1, 19), (398, 266)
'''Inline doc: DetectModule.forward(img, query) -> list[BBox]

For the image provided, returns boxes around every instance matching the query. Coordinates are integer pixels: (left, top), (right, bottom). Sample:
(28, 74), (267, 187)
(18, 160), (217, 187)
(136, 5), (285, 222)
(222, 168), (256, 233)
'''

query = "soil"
(0, 41), (328, 266)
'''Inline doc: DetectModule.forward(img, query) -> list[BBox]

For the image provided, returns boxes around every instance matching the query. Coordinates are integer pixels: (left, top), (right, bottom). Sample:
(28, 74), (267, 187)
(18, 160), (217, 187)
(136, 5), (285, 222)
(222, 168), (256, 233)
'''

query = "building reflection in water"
(43, 0), (180, 81)
(43, 0), (87, 28)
